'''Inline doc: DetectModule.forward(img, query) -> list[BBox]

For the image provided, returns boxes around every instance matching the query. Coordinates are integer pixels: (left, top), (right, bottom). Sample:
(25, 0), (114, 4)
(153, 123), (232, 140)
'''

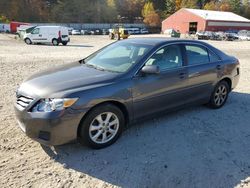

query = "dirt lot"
(0, 33), (250, 188)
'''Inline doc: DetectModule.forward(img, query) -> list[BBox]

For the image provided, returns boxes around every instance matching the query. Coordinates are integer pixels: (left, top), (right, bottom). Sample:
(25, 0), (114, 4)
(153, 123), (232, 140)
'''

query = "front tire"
(208, 81), (229, 109)
(24, 38), (32, 45)
(79, 104), (125, 149)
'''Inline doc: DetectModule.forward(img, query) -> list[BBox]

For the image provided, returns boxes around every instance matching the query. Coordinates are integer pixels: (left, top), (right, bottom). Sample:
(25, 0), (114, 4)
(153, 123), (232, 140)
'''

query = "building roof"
(185, 8), (250, 22)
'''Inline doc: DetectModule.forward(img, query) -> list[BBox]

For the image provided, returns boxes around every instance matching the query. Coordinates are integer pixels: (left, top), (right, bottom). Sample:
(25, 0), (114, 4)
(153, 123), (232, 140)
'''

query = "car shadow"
(42, 91), (250, 187)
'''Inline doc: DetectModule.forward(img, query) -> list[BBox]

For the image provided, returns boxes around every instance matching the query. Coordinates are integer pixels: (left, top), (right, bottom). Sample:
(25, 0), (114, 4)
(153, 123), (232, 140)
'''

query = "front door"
(30, 28), (44, 42)
(132, 44), (189, 119)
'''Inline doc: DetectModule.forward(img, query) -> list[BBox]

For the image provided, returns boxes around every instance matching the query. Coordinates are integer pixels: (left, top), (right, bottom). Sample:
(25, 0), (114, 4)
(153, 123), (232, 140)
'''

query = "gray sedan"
(15, 38), (240, 149)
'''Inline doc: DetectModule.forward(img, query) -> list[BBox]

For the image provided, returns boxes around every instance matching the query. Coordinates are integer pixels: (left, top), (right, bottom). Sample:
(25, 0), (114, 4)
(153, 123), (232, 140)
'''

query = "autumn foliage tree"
(204, 1), (218, 10)
(0, 0), (250, 24)
(142, 2), (161, 26)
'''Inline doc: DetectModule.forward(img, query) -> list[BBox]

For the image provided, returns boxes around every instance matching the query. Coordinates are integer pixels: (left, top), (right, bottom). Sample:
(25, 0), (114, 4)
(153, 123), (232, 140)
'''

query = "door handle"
(216, 65), (222, 70)
(39, 34), (42, 37)
(179, 72), (186, 79)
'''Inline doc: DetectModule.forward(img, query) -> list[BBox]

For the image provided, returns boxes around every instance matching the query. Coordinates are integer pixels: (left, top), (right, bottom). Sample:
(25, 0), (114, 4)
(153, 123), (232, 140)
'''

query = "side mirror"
(141, 65), (160, 74)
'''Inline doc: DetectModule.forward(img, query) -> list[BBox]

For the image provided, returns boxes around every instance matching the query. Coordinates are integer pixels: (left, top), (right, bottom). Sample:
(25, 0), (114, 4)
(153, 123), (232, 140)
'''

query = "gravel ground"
(0, 34), (250, 188)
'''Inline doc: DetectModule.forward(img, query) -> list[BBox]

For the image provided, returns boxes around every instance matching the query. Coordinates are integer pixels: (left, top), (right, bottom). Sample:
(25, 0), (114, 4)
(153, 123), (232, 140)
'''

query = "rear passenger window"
(209, 50), (220, 62)
(185, 45), (209, 65)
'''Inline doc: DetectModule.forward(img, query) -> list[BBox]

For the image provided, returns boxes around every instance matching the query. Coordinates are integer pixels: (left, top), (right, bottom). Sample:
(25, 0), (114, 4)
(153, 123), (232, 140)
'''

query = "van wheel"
(25, 38), (32, 45)
(208, 81), (229, 109)
(62, 42), (68, 46)
(52, 39), (59, 46)
(79, 104), (125, 149)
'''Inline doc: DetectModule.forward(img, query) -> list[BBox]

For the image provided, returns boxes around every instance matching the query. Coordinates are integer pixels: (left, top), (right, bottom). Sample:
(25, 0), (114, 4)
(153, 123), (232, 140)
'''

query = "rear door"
(132, 44), (189, 119)
(184, 44), (222, 102)
(30, 27), (40, 42)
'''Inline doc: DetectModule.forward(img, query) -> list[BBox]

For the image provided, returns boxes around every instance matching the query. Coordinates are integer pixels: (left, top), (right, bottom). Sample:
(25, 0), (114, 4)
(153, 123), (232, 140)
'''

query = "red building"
(162, 8), (250, 34)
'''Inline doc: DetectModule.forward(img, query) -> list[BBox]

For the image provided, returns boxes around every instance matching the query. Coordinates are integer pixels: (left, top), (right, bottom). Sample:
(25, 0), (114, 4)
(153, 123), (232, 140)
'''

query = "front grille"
(16, 95), (34, 109)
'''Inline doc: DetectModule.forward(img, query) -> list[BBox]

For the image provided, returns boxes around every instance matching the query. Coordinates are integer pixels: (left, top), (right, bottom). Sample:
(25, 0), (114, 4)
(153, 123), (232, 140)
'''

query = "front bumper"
(14, 104), (84, 146)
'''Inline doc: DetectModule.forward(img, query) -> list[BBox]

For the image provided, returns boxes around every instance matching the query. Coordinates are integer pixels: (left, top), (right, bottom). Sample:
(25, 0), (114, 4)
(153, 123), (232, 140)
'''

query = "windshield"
(84, 42), (153, 73)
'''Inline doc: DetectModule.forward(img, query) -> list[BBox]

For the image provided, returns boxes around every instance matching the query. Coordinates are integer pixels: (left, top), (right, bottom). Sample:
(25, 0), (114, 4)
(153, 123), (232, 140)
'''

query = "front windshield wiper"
(85, 64), (105, 71)
(84, 63), (121, 73)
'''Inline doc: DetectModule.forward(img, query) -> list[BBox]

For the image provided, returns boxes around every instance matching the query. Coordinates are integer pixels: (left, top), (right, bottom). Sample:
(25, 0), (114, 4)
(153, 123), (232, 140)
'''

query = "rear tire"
(62, 42), (68, 46)
(52, 39), (59, 46)
(208, 81), (229, 109)
(79, 104), (125, 149)
(24, 38), (32, 45)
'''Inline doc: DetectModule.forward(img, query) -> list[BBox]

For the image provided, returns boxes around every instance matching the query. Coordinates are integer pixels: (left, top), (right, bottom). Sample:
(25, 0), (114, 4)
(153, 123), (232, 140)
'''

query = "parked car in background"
(196, 31), (210, 40)
(68, 27), (73, 35)
(94, 29), (102, 35)
(81, 29), (91, 35)
(102, 29), (109, 35)
(0, 23), (11, 33)
(225, 32), (239, 41)
(140, 28), (149, 34)
(23, 26), (70, 46)
(214, 32), (226, 41)
(72, 29), (81, 35)
(164, 29), (181, 38)
(238, 35), (250, 41)
(238, 30), (250, 41)
(127, 28), (140, 35)
(238, 30), (250, 37)
(15, 38), (240, 149)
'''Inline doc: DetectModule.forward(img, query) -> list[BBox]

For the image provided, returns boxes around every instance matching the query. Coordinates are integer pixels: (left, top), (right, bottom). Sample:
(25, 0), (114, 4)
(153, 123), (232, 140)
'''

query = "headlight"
(31, 98), (78, 112)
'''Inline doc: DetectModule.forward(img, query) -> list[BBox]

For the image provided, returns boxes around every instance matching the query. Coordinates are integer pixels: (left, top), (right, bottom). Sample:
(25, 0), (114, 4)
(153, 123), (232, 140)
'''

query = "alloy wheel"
(89, 112), (119, 144)
(214, 85), (227, 106)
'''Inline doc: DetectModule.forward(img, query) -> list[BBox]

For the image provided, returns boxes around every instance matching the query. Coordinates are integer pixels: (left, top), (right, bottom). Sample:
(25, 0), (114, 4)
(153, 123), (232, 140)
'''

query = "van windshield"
(84, 42), (152, 73)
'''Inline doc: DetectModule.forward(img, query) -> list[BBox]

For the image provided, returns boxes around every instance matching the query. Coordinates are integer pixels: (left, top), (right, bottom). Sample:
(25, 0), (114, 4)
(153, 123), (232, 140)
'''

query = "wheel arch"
(24, 37), (32, 42)
(219, 77), (232, 91)
(52, 38), (57, 41)
(77, 100), (129, 137)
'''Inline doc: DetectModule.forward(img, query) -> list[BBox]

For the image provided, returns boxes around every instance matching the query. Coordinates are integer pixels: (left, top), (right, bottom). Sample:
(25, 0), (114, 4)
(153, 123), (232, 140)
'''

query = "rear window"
(185, 45), (209, 65)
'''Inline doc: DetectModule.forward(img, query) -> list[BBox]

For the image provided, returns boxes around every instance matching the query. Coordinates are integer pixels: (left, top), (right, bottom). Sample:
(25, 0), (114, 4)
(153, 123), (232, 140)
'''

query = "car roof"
(122, 37), (209, 46)
(120, 37), (228, 59)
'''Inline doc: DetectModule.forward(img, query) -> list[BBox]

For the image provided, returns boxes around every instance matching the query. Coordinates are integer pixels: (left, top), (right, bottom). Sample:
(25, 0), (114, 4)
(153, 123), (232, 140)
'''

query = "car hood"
(18, 62), (119, 98)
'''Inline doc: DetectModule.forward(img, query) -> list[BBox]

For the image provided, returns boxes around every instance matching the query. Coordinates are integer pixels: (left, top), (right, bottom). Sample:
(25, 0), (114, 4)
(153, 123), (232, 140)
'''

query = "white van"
(23, 26), (70, 46)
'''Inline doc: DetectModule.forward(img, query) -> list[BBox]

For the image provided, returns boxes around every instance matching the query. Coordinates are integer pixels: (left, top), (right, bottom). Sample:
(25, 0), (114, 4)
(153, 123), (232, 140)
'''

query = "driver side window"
(145, 45), (183, 71)
(31, 28), (40, 34)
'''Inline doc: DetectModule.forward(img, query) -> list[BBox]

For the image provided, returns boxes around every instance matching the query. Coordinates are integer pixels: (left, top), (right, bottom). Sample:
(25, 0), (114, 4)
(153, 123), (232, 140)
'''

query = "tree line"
(0, 0), (250, 26)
